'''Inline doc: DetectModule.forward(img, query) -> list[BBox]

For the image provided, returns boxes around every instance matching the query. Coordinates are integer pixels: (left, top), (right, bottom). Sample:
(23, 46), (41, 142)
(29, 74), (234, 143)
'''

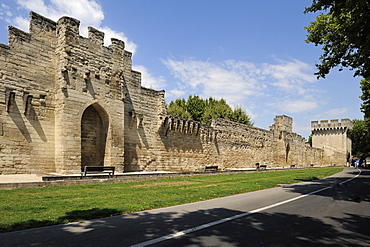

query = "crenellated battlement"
(1, 12), (127, 53)
(160, 115), (201, 137)
(56, 15), (80, 34)
(30, 11), (56, 34)
(311, 118), (353, 130)
(88, 27), (104, 46)
(269, 115), (293, 133)
(8, 26), (31, 45)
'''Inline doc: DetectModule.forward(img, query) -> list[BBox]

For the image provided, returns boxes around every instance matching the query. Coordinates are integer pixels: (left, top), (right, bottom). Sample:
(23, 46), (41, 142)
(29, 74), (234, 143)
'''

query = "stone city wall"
(123, 113), (326, 172)
(0, 12), (346, 175)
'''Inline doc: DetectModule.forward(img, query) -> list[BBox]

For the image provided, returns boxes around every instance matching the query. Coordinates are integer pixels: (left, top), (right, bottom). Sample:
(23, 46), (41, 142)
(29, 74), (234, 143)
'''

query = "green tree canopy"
(229, 105), (253, 125)
(167, 99), (192, 119)
(305, 0), (370, 78)
(349, 119), (370, 159)
(167, 95), (253, 126)
(360, 78), (370, 120)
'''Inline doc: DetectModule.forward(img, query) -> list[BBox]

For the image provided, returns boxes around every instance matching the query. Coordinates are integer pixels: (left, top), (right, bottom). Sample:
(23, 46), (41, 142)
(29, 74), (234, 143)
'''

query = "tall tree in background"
(167, 95), (253, 126)
(305, 1), (370, 156)
(202, 98), (233, 125)
(185, 95), (206, 122)
(349, 119), (370, 158)
(229, 105), (254, 125)
(167, 98), (192, 119)
(360, 78), (370, 120)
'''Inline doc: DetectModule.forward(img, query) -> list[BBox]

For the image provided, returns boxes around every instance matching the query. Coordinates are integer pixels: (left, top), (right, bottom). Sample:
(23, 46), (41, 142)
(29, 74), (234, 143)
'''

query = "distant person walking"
(354, 159), (360, 168)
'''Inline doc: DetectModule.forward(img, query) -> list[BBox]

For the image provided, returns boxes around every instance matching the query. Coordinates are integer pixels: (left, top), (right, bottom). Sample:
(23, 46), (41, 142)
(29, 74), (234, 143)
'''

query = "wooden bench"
(81, 166), (115, 177)
(258, 165), (267, 170)
(204, 166), (218, 172)
(256, 163), (267, 170)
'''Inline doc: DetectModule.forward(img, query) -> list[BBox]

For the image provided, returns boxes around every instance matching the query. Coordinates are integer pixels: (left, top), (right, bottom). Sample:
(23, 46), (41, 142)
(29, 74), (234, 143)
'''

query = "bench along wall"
(125, 114), (326, 172)
(0, 12), (348, 175)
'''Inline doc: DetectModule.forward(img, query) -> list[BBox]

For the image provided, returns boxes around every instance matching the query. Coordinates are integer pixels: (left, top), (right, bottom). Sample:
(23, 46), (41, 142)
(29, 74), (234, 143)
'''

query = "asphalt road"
(1, 167), (369, 247)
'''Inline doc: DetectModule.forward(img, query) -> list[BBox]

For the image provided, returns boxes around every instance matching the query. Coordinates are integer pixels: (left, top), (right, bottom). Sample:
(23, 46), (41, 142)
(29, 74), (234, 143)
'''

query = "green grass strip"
(0, 167), (343, 232)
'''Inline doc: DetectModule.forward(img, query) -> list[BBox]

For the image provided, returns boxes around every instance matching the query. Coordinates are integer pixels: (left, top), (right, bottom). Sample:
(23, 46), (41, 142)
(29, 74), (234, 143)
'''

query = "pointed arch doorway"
(81, 104), (109, 170)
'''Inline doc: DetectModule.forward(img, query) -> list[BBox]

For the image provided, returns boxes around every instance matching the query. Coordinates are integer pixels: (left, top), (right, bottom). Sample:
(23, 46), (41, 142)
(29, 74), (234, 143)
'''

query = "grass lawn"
(0, 167), (343, 232)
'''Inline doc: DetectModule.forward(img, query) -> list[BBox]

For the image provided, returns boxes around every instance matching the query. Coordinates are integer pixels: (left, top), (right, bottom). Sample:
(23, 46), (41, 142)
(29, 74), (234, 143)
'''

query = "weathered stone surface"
(0, 12), (351, 175)
(311, 119), (352, 165)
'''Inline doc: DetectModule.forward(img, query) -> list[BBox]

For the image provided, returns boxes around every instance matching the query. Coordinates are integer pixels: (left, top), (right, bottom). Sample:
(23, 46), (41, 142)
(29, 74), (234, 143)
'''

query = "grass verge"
(0, 167), (343, 232)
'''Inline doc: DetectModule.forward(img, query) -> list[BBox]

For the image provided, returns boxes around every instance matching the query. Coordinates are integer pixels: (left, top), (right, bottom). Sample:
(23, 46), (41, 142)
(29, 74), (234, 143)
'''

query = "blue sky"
(0, 0), (363, 138)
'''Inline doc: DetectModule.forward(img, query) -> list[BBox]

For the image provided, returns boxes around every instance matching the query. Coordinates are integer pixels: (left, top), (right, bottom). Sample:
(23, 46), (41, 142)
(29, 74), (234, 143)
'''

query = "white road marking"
(131, 169), (362, 247)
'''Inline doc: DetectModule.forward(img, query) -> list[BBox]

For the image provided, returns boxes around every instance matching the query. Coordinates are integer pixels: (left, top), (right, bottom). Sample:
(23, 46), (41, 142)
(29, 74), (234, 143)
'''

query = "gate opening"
(81, 104), (108, 170)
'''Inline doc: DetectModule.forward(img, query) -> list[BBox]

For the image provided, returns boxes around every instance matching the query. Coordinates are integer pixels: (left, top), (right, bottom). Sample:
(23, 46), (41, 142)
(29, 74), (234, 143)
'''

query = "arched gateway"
(81, 104), (109, 170)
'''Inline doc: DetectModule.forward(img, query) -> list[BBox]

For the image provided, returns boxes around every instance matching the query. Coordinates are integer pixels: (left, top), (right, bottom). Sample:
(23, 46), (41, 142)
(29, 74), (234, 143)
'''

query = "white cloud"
(276, 99), (319, 114)
(0, 4), (13, 22)
(313, 108), (349, 119)
(11, 15), (28, 31)
(15, 0), (104, 26)
(261, 59), (317, 95)
(132, 65), (166, 90)
(7, 0), (137, 53)
(162, 57), (319, 115)
(162, 58), (265, 105)
(166, 89), (187, 99)
(99, 26), (137, 54)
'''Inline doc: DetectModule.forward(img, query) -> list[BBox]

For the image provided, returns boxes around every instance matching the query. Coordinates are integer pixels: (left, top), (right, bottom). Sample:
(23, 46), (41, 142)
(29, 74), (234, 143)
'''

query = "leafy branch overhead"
(305, 0), (370, 78)
(167, 95), (253, 126)
(306, 1), (370, 152)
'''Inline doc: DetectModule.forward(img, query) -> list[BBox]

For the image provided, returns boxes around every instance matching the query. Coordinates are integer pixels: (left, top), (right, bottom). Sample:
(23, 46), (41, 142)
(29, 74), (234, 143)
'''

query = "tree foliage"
(306, 134), (312, 146)
(201, 98), (233, 125)
(166, 99), (192, 119)
(306, 1), (370, 157)
(360, 78), (370, 120)
(305, 0), (370, 78)
(167, 95), (253, 126)
(349, 119), (370, 158)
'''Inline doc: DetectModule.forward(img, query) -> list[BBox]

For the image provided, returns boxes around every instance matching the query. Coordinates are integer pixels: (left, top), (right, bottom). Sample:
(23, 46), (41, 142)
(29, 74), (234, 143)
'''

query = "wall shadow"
(158, 116), (204, 153)
(159, 131), (204, 153)
(27, 107), (47, 142)
(122, 82), (152, 171)
(8, 100), (32, 142)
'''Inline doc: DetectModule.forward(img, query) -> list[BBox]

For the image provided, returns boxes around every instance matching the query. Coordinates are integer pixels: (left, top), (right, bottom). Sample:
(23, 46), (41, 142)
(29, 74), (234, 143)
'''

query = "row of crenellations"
(311, 118), (353, 130)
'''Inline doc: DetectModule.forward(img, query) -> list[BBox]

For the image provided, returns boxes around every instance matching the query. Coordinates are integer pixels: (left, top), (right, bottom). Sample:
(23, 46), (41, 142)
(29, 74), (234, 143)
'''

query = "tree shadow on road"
(282, 168), (370, 203)
(158, 211), (370, 247)
(4, 207), (369, 247)
(0, 208), (121, 233)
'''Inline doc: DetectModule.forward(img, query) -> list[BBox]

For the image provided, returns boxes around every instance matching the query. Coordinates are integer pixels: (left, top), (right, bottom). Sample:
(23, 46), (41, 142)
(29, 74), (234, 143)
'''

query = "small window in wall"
(24, 95), (33, 115)
(6, 90), (15, 113)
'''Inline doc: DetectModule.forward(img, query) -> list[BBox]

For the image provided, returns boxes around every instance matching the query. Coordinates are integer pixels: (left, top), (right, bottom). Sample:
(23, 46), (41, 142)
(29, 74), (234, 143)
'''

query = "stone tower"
(311, 119), (353, 165)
